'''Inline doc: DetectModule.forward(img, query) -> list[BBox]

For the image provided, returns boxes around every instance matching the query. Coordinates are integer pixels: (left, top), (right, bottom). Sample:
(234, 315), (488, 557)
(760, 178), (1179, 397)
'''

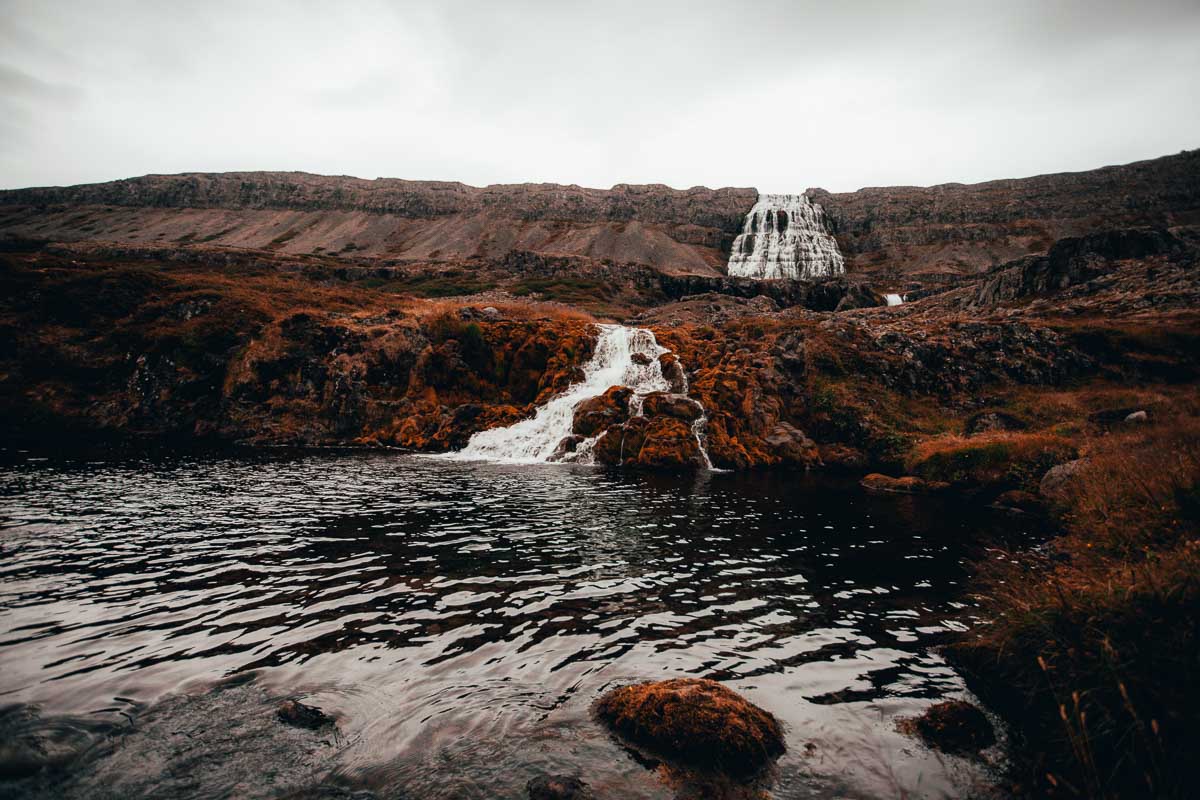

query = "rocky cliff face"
(810, 149), (1200, 280)
(0, 174), (757, 276)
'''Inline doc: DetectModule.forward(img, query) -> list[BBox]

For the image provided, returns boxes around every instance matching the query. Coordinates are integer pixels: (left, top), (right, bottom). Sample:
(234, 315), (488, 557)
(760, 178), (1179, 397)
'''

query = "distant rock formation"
(810, 149), (1200, 279)
(0, 173), (757, 276)
(727, 194), (845, 280)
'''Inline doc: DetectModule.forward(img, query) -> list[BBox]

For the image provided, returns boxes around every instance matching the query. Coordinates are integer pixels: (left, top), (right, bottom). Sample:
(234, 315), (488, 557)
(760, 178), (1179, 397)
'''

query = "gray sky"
(2, 0), (1198, 193)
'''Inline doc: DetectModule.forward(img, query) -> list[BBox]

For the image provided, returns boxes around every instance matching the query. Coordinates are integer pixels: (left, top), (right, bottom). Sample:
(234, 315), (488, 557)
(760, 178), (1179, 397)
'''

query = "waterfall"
(727, 193), (845, 280)
(885, 293), (904, 306)
(446, 324), (713, 468)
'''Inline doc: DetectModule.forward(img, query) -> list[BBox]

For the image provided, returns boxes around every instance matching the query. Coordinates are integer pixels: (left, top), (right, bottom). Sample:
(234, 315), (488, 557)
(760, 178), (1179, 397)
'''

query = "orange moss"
(906, 430), (1078, 491)
(593, 678), (785, 776)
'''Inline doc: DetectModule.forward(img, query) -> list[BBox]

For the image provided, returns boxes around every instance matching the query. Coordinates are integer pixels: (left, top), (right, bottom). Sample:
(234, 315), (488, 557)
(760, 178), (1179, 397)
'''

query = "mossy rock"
(594, 678), (785, 776)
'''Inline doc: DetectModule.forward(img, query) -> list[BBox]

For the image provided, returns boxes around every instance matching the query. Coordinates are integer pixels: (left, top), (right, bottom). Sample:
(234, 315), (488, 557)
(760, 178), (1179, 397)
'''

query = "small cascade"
(885, 293), (904, 306)
(448, 324), (713, 468)
(727, 193), (845, 280)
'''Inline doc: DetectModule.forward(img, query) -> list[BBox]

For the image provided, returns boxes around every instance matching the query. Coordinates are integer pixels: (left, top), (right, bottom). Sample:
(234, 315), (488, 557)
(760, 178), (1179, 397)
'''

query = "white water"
(885, 293), (904, 306)
(727, 193), (845, 280)
(446, 324), (713, 468)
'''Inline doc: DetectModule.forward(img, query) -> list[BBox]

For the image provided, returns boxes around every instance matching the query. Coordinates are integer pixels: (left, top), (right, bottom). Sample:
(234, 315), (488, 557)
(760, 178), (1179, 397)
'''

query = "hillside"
(0, 174), (756, 276)
(1, 150), (1198, 286)
(812, 149), (1200, 281)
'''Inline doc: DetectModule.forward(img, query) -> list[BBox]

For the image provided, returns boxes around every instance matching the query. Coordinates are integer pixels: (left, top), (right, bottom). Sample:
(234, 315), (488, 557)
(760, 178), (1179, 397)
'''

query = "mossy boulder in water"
(593, 678), (785, 776)
(905, 700), (995, 753)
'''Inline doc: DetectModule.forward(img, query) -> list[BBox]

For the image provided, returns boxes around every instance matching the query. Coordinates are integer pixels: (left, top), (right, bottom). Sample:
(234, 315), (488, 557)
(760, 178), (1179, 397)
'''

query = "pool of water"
(0, 446), (1031, 798)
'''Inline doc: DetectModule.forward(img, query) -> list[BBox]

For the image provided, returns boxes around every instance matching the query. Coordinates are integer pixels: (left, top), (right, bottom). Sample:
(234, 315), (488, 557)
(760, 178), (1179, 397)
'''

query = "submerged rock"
(903, 700), (996, 754)
(593, 678), (785, 776)
(276, 700), (333, 730)
(526, 773), (592, 800)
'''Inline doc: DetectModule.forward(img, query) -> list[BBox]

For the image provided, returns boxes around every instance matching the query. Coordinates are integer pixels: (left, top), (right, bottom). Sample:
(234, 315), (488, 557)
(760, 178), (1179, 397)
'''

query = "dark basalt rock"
(593, 678), (785, 776)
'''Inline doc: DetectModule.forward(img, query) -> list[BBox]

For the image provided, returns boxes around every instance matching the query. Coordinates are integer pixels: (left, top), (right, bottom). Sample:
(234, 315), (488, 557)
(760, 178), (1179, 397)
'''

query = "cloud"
(0, 0), (1197, 192)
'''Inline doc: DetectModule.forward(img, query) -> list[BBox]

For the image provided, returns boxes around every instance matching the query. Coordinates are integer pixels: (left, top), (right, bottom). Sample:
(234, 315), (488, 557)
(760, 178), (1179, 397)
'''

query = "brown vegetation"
(593, 678), (785, 776)
(951, 404), (1200, 798)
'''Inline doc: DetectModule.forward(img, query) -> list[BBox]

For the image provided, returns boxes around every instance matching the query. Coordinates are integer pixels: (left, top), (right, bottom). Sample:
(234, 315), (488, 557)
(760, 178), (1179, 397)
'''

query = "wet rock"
(629, 352), (652, 366)
(964, 411), (1026, 436)
(658, 353), (688, 393)
(860, 473), (949, 494)
(277, 699), (333, 730)
(905, 700), (996, 753)
(0, 706), (98, 781)
(763, 422), (819, 465)
(526, 773), (592, 800)
(550, 434), (585, 461)
(572, 386), (633, 437)
(634, 417), (704, 468)
(1125, 409), (1148, 423)
(593, 678), (785, 776)
(640, 392), (702, 422)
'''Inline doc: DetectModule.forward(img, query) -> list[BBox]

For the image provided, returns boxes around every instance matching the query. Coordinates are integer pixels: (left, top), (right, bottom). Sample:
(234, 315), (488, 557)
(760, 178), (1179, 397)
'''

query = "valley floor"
(1, 228), (1198, 797)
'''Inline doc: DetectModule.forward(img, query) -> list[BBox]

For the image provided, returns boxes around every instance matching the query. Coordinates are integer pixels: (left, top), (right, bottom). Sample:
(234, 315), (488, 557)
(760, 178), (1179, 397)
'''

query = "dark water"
(0, 447), (1032, 798)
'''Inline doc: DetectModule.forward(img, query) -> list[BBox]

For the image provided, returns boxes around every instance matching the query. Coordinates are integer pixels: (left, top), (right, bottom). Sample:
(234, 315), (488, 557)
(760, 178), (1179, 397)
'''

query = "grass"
(361, 272), (497, 298)
(906, 431), (1078, 492)
(951, 405), (1200, 798)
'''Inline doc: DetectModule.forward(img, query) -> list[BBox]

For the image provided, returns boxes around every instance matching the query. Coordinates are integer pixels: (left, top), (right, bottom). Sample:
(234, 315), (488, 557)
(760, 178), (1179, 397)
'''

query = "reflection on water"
(0, 447), (1030, 798)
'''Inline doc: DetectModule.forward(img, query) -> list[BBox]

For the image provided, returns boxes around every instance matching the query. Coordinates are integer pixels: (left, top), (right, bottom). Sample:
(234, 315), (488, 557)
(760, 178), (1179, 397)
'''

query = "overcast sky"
(1, 0), (1198, 193)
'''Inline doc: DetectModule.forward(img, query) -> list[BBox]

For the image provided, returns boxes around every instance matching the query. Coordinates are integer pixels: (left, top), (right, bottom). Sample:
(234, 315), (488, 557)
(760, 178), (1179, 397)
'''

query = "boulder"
(593, 678), (785, 776)
(903, 700), (995, 754)
(861, 473), (949, 494)
(641, 391), (703, 422)
(1039, 458), (1088, 504)
(550, 434), (585, 461)
(527, 774), (591, 800)
(572, 387), (633, 437)
(1125, 409), (1148, 423)
(635, 417), (704, 468)
(658, 353), (688, 393)
(764, 422), (819, 465)
(276, 700), (333, 730)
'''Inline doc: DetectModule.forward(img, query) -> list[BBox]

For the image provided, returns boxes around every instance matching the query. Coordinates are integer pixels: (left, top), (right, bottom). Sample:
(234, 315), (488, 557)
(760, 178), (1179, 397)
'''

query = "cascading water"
(727, 193), (845, 280)
(447, 324), (713, 468)
(885, 293), (904, 306)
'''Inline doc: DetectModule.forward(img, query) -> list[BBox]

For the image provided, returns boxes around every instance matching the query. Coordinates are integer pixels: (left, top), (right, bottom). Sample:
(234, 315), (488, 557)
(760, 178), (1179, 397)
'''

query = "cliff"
(0, 173), (757, 276)
(810, 149), (1200, 280)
